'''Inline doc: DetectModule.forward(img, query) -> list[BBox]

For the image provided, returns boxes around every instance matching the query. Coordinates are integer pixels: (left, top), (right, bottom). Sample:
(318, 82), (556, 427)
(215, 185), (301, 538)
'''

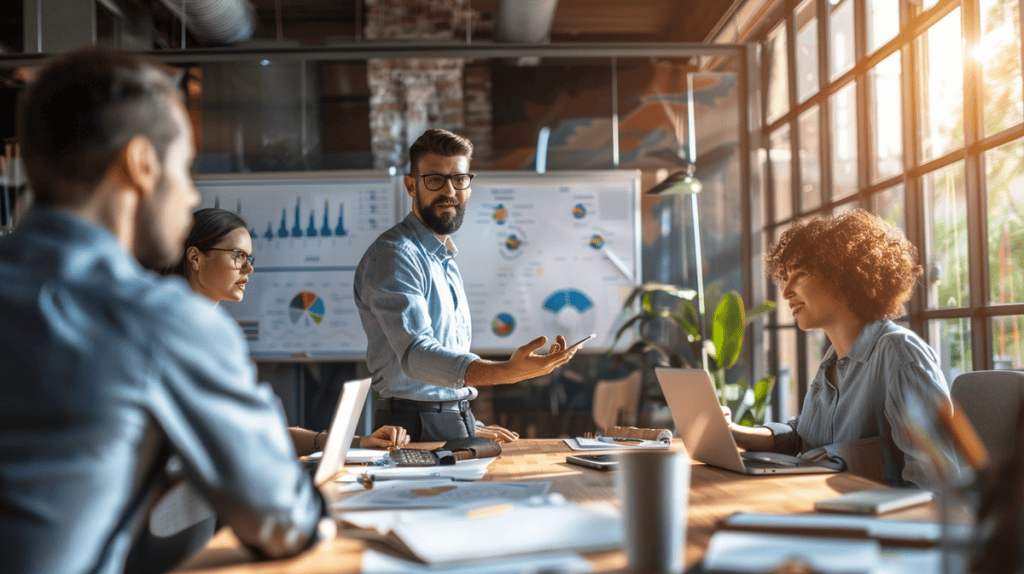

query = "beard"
(416, 190), (466, 236)
(134, 171), (185, 270)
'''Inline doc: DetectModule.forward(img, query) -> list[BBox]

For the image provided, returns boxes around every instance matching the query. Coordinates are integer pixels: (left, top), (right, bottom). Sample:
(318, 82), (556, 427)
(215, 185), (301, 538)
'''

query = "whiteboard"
(194, 172), (399, 360)
(450, 171), (641, 354)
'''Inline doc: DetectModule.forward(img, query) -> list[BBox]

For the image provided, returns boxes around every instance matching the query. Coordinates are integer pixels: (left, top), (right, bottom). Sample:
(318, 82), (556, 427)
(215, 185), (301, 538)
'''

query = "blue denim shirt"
(765, 320), (958, 487)
(354, 213), (479, 402)
(0, 208), (323, 574)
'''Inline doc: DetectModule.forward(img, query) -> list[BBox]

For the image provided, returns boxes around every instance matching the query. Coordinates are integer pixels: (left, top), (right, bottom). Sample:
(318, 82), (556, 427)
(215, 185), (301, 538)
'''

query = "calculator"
(389, 448), (455, 466)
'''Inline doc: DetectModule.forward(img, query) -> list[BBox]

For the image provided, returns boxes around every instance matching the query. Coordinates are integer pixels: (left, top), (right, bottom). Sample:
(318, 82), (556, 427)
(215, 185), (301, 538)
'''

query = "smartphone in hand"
(566, 333), (596, 351)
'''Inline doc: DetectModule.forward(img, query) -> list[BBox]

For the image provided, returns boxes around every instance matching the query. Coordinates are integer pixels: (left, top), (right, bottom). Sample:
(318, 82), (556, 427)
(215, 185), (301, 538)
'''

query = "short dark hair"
(765, 209), (923, 322)
(18, 48), (184, 207)
(408, 129), (473, 174)
(170, 208), (249, 281)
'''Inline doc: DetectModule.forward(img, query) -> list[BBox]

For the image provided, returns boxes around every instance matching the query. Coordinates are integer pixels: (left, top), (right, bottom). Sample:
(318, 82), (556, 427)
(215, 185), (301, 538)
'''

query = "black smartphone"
(565, 454), (618, 471)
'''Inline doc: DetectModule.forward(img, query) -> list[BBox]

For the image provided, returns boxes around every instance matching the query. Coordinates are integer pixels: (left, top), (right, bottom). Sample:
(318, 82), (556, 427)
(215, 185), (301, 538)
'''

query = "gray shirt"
(0, 208), (323, 574)
(353, 213), (479, 402)
(764, 320), (958, 487)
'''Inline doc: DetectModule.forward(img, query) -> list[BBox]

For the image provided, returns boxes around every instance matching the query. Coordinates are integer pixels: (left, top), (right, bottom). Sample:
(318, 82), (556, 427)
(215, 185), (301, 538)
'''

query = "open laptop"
(656, 368), (842, 475)
(313, 377), (373, 487)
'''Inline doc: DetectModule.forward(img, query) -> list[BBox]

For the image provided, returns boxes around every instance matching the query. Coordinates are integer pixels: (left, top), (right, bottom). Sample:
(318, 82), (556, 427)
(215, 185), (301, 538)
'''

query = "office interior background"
(1, 0), (1022, 437)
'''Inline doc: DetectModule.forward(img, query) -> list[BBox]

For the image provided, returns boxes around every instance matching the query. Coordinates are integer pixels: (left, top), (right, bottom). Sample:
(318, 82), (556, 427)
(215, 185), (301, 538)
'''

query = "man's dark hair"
(408, 129), (473, 174)
(168, 208), (249, 281)
(18, 48), (184, 207)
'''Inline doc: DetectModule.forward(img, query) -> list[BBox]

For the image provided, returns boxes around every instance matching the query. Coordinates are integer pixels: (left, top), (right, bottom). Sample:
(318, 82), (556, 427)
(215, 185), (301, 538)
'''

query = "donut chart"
(289, 291), (325, 326)
(542, 289), (596, 342)
(492, 313), (516, 337)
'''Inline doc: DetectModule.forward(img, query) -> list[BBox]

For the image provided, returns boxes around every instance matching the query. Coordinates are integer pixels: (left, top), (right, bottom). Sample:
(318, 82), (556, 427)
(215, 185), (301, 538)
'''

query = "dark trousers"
(376, 398), (477, 442)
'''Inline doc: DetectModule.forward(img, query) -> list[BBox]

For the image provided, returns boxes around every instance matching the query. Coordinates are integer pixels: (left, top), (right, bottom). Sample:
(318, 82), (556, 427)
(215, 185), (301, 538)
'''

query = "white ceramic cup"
(617, 449), (690, 574)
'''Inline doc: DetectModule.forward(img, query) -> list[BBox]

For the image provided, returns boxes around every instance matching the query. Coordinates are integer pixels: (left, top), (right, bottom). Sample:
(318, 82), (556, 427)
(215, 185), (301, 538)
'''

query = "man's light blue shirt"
(0, 208), (322, 574)
(354, 213), (478, 402)
(765, 319), (959, 487)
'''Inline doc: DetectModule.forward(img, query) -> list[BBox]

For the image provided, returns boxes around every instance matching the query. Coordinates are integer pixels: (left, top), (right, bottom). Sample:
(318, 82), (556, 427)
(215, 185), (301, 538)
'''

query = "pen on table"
(598, 436), (644, 444)
(359, 472), (447, 489)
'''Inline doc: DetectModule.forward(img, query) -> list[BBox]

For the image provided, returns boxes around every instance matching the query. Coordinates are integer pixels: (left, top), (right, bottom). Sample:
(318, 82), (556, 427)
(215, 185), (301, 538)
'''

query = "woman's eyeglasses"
(206, 248), (254, 269)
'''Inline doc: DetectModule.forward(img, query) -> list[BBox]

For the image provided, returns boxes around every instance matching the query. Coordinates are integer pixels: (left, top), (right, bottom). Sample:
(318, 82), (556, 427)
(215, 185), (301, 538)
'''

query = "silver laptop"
(313, 377), (373, 486)
(656, 368), (841, 475)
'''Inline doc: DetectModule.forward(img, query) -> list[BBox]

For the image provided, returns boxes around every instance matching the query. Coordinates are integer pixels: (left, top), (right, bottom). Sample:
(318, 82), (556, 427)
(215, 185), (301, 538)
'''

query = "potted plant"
(612, 282), (776, 426)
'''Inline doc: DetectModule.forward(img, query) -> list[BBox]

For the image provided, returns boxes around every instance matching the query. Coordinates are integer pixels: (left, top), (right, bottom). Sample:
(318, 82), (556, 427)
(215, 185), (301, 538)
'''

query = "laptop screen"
(655, 367), (748, 473)
(313, 377), (372, 486)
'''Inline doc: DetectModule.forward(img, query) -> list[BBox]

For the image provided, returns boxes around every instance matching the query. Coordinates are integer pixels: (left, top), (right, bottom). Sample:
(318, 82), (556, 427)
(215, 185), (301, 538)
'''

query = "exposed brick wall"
(463, 62), (492, 168)
(364, 0), (493, 170)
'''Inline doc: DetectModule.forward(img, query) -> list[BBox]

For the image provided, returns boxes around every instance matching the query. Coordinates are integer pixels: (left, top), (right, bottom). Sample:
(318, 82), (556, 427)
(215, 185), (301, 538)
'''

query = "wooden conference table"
(173, 439), (923, 573)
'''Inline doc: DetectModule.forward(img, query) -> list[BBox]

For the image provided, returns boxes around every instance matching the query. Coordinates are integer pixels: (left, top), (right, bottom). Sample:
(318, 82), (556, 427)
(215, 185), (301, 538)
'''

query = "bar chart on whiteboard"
(194, 174), (397, 359)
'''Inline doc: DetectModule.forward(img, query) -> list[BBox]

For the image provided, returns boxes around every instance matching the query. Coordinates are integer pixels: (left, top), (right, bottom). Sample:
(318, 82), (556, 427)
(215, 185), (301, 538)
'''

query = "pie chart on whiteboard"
(289, 291), (325, 327)
(542, 289), (596, 344)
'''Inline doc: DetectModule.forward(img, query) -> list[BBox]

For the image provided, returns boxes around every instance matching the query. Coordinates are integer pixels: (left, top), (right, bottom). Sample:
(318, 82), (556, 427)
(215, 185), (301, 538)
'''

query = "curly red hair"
(765, 209), (922, 322)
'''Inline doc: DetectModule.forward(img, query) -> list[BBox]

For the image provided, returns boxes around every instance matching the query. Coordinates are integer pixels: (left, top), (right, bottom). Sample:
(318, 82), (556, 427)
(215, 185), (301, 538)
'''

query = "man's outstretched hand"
(464, 335), (581, 387)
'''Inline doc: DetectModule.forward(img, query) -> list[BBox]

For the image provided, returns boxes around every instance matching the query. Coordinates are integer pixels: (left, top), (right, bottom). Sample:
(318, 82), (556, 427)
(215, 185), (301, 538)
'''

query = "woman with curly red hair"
(729, 209), (958, 487)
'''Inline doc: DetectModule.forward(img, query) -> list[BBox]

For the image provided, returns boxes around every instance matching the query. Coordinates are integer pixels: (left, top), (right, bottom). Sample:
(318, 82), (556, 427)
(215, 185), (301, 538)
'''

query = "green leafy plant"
(612, 282), (777, 426)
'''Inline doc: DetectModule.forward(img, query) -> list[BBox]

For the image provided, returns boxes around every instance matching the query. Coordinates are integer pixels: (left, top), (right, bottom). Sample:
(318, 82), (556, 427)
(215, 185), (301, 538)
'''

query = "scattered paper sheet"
(360, 547), (592, 573)
(877, 548), (944, 574)
(336, 480), (552, 509)
(339, 501), (622, 565)
(723, 512), (943, 543)
(346, 448), (390, 464)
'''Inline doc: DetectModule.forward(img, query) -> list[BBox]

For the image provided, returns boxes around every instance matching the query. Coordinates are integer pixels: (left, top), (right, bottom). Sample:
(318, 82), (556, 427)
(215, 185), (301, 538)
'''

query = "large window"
(758, 0), (1024, 411)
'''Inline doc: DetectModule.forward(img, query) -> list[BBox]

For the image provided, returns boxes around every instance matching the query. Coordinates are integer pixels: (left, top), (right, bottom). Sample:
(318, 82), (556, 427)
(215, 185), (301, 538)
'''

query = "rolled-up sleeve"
(763, 418), (802, 455)
(359, 243), (477, 389)
(146, 298), (323, 559)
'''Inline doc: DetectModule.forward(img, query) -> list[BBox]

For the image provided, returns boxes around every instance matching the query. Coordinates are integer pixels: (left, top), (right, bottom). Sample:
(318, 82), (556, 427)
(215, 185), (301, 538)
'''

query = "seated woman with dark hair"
(729, 209), (958, 487)
(175, 208), (408, 454)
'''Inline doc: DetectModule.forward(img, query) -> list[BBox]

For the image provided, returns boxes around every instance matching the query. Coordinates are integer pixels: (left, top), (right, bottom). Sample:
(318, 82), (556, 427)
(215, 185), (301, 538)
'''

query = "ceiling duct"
(495, 0), (560, 43)
(156, 0), (257, 44)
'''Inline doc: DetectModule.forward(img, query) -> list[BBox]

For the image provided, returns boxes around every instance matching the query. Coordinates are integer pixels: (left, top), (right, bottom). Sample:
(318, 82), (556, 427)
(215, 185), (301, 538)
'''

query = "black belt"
(386, 398), (471, 413)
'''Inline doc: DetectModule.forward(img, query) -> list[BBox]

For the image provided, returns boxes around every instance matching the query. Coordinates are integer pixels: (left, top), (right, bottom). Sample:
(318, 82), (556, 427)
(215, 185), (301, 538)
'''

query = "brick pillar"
(463, 62), (493, 169)
(364, 0), (492, 170)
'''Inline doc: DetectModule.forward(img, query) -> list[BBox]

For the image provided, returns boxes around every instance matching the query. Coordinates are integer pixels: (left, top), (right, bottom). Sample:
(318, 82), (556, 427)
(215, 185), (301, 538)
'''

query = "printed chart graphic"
(491, 313), (516, 337)
(197, 174), (397, 358)
(453, 171), (640, 353)
(289, 292), (325, 326)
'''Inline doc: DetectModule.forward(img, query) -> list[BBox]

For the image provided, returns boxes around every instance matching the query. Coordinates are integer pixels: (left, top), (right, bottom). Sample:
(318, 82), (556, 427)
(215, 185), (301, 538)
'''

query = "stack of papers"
(563, 437), (670, 451)
(339, 501), (622, 566)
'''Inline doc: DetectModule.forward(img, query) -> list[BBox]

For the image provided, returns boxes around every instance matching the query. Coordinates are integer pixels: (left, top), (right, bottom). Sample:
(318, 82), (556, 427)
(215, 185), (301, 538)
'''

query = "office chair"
(951, 370), (1024, 465)
(591, 370), (642, 433)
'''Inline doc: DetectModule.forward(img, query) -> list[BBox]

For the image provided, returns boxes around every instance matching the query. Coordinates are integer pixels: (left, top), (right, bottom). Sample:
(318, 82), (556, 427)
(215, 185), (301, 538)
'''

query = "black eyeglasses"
(206, 248), (255, 269)
(419, 173), (475, 191)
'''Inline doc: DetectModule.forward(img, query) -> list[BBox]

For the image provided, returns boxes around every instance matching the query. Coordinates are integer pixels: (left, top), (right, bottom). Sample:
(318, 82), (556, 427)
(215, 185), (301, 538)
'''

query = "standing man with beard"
(354, 129), (580, 442)
(0, 49), (325, 574)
